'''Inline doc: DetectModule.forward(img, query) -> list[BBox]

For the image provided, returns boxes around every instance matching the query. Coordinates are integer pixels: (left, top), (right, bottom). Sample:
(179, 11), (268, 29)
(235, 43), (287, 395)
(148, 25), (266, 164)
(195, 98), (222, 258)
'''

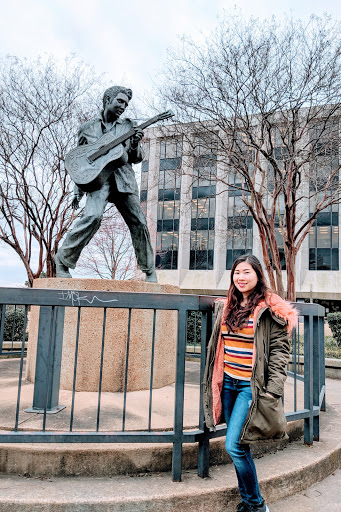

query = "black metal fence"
(0, 287), (325, 481)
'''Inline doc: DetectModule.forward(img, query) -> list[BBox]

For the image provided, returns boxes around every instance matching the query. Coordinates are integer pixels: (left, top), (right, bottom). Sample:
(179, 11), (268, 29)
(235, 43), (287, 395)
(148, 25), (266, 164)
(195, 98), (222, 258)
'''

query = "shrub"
(327, 312), (341, 347)
(3, 308), (28, 342)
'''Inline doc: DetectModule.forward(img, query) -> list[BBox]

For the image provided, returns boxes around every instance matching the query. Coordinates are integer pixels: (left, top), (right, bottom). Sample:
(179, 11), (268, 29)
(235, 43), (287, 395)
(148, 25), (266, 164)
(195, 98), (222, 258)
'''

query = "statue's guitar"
(65, 110), (174, 192)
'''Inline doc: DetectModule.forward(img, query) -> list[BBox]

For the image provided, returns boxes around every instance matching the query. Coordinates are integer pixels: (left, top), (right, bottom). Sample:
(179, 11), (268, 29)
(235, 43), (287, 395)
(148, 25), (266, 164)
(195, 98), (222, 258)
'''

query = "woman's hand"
(265, 391), (280, 398)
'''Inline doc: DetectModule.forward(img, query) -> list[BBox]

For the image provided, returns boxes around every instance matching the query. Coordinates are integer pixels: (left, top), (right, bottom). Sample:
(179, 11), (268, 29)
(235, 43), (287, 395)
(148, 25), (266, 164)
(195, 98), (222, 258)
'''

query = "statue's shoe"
(145, 269), (157, 283)
(55, 253), (72, 278)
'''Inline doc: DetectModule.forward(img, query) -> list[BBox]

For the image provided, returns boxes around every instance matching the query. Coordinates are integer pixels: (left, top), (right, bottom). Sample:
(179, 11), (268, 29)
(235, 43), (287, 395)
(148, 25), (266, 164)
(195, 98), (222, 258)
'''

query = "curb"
(0, 420), (302, 478)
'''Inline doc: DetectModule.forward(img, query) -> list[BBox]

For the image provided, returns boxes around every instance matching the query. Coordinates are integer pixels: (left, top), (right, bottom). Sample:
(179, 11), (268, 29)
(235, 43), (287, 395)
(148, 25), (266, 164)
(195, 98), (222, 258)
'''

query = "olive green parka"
(203, 294), (298, 443)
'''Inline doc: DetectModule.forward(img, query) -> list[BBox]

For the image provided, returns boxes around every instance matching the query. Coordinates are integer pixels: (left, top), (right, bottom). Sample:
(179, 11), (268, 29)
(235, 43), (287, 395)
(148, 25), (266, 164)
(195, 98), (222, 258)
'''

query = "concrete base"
(26, 279), (180, 392)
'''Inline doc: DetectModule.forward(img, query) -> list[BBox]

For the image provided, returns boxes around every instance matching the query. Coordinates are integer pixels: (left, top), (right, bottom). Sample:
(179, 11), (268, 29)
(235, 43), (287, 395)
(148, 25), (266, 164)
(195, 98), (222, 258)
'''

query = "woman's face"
(233, 261), (258, 298)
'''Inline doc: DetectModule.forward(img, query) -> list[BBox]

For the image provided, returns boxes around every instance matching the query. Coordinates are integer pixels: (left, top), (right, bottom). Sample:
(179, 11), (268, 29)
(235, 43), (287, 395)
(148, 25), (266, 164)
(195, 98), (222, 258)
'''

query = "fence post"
(172, 307), (187, 482)
(25, 305), (65, 414)
(198, 309), (212, 478)
(319, 314), (326, 411)
(0, 305), (5, 355)
(303, 312), (314, 445)
(313, 315), (320, 441)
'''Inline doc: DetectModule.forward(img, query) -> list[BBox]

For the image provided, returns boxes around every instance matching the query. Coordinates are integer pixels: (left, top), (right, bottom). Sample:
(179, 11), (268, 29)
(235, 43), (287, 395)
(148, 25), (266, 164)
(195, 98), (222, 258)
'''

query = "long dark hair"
(223, 254), (270, 331)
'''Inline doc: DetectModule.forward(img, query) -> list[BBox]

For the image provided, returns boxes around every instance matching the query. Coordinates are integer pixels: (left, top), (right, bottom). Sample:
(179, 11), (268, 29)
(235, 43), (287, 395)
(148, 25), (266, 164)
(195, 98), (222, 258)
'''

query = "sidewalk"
(271, 469), (341, 512)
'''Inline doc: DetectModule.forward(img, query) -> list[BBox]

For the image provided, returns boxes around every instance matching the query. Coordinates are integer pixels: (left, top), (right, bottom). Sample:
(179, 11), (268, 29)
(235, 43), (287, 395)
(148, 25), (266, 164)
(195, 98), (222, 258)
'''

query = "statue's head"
(102, 86), (132, 110)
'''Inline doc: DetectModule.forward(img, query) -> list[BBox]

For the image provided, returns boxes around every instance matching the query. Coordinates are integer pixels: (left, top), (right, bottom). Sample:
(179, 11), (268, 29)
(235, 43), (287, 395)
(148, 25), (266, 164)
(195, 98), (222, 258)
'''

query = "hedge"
(3, 308), (28, 342)
(327, 312), (341, 347)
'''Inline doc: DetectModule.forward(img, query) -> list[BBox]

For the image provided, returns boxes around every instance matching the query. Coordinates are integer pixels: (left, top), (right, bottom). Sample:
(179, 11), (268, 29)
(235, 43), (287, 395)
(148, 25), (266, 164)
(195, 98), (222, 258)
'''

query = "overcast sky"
(1, 0), (340, 287)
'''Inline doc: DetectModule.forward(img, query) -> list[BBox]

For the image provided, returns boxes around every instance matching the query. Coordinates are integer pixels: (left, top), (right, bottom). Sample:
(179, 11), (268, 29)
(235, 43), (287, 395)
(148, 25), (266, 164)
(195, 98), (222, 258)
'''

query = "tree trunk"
(286, 249), (296, 302)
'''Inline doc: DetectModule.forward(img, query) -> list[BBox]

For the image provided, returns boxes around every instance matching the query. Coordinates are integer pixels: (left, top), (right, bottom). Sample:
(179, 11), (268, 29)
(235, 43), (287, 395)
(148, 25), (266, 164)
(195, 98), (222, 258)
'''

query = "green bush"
(3, 308), (28, 342)
(327, 312), (341, 347)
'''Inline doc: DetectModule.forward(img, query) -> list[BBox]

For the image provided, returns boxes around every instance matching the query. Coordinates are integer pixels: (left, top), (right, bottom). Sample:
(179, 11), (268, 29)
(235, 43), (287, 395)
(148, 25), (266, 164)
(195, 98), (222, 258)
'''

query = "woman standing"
(203, 254), (298, 512)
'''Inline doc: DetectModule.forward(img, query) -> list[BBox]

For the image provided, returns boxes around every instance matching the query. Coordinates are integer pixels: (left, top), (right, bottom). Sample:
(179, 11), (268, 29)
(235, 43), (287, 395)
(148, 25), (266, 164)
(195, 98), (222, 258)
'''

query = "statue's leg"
(114, 192), (157, 281)
(56, 183), (110, 272)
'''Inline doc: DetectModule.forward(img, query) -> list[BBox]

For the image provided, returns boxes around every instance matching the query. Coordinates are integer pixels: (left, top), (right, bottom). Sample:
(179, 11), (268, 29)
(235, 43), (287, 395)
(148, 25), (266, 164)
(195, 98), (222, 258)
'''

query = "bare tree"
(0, 55), (101, 286)
(75, 207), (137, 280)
(154, 13), (341, 300)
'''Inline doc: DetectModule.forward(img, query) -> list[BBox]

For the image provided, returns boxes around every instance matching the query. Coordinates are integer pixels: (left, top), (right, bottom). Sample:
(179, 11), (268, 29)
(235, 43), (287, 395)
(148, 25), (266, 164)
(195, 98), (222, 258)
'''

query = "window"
(190, 137), (216, 270)
(309, 121), (339, 270)
(226, 176), (253, 269)
(309, 208), (339, 270)
(156, 138), (182, 269)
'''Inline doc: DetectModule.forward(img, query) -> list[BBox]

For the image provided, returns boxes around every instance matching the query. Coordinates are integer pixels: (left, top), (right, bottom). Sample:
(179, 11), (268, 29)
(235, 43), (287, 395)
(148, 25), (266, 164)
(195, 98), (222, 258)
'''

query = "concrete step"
(0, 423), (300, 478)
(0, 405), (340, 512)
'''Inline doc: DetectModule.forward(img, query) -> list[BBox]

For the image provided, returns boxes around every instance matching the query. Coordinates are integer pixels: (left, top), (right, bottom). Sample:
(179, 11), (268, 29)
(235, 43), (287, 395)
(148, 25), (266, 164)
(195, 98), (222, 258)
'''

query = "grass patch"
(325, 336), (341, 359)
(290, 336), (341, 359)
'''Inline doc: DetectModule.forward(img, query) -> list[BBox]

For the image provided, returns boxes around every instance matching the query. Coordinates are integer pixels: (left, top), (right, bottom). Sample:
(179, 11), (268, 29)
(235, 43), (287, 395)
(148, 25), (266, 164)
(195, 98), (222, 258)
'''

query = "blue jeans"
(222, 373), (263, 506)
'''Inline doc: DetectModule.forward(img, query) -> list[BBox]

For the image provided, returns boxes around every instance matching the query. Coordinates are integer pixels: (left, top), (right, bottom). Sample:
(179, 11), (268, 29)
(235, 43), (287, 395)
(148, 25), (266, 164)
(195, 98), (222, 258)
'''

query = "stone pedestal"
(26, 279), (179, 392)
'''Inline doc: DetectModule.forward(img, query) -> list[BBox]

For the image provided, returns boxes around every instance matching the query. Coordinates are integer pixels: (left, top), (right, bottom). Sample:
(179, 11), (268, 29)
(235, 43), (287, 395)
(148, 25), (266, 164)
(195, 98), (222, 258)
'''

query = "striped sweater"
(222, 316), (254, 381)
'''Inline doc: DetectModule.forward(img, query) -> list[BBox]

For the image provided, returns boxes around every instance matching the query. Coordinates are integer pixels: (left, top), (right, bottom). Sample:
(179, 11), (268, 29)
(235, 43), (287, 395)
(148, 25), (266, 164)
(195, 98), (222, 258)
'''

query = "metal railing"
(0, 287), (325, 481)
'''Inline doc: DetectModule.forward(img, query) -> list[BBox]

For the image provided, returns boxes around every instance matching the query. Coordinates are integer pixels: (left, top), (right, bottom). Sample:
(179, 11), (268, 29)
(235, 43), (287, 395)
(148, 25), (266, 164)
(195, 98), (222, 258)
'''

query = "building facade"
(140, 125), (341, 309)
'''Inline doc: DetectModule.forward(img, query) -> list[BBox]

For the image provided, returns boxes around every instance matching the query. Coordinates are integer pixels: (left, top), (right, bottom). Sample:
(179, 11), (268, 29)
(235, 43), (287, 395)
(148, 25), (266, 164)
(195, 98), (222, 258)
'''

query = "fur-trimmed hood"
(253, 293), (298, 333)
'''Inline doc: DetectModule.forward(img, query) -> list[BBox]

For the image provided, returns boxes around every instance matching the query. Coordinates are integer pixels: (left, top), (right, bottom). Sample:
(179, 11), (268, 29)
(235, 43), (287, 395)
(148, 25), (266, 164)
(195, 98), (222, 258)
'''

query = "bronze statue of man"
(55, 85), (157, 282)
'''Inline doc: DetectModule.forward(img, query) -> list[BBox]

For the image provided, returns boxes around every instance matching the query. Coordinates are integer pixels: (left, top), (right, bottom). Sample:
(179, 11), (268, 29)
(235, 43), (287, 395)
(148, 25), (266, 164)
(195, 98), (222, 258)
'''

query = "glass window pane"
(163, 202), (175, 220)
(156, 232), (162, 249)
(309, 248), (316, 270)
(309, 227), (315, 248)
(208, 231), (215, 250)
(158, 170), (165, 189)
(161, 232), (174, 249)
(317, 226), (331, 248)
(157, 201), (163, 219)
(160, 138), (182, 159)
(174, 200), (180, 219)
(332, 226), (339, 248)
(164, 170), (176, 189)
(332, 248), (339, 270)
(317, 212), (332, 226)
(190, 230), (208, 250)
(233, 230), (247, 250)
(316, 248), (331, 270)
(141, 160), (149, 172)
(275, 227), (285, 246)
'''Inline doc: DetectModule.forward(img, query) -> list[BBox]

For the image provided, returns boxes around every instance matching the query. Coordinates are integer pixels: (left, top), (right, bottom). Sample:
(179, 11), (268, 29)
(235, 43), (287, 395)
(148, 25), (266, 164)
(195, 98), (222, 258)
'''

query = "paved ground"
(271, 375), (341, 511)
(271, 469), (341, 511)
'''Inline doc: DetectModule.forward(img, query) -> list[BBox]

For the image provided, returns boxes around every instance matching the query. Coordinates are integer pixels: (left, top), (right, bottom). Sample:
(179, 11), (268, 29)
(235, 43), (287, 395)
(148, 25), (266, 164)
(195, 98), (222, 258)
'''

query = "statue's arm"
(126, 120), (144, 164)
